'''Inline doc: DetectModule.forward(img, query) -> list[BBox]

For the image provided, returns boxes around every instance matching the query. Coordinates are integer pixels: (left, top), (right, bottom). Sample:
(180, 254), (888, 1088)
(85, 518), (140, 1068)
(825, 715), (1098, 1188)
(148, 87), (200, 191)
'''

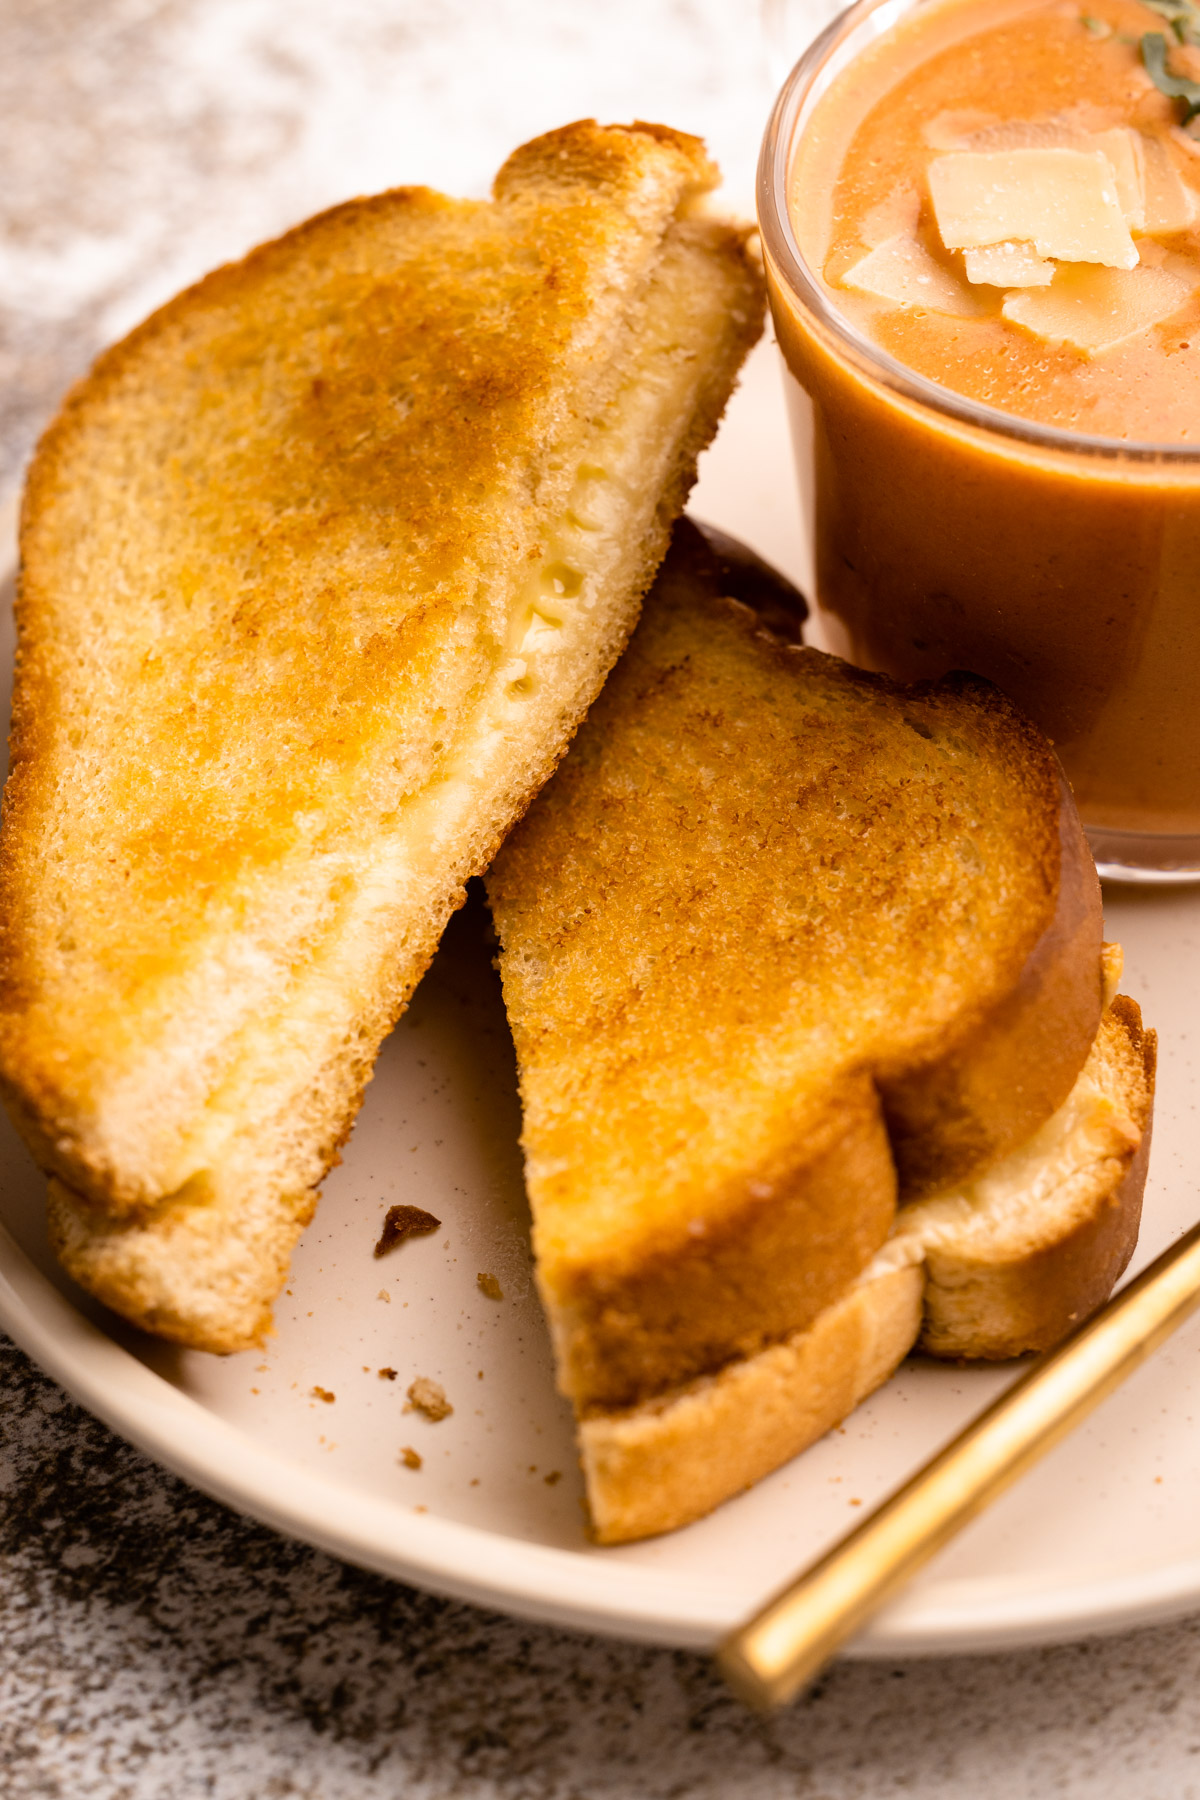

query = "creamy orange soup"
(796, 0), (1200, 441)
(767, 0), (1200, 843)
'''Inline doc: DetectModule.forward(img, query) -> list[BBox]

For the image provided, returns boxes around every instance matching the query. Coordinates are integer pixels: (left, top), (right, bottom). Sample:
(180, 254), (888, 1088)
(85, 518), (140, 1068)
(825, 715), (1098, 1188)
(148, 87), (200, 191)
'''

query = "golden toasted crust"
(0, 123), (764, 1348)
(914, 995), (1156, 1358)
(877, 769), (1102, 1198)
(46, 1172), (316, 1351)
(493, 118), (716, 211)
(488, 520), (1103, 1415)
(559, 1071), (898, 1412)
(581, 1264), (925, 1544)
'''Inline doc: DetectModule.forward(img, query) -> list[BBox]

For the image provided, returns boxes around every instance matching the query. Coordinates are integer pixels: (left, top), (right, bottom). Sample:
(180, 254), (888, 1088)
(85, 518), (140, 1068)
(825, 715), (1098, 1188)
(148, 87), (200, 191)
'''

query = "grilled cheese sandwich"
(0, 123), (765, 1350)
(487, 521), (1155, 1541)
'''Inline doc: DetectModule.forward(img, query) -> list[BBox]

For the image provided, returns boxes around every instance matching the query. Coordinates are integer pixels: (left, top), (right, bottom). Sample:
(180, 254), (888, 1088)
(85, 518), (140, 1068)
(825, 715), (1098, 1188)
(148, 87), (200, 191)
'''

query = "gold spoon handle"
(717, 1218), (1200, 1711)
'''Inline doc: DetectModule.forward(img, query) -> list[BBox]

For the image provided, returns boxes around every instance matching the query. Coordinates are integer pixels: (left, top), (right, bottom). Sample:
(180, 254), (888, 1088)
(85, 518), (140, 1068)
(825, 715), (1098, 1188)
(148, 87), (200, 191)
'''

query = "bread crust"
(46, 1173), (315, 1352)
(878, 761), (1103, 1198)
(493, 118), (715, 210)
(549, 1071), (898, 1411)
(917, 996), (1156, 1358)
(581, 1264), (925, 1544)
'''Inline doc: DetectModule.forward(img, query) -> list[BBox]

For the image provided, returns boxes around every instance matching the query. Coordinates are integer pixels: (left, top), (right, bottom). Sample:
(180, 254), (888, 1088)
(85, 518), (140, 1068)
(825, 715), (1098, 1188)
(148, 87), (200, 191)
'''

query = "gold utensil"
(717, 1217), (1200, 1711)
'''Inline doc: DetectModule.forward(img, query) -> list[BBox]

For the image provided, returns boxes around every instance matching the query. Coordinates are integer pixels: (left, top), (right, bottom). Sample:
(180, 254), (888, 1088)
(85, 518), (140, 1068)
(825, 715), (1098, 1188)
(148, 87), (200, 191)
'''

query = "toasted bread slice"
(488, 519), (1104, 1417)
(580, 993), (1154, 1542)
(0, 123), (764, 1351)
(485, 519), (1153, 1539)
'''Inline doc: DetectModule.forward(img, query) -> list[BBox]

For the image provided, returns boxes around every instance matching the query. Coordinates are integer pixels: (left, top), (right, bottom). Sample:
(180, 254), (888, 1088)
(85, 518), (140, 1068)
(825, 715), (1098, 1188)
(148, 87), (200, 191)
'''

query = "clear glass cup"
(757, 0), (1200, 882)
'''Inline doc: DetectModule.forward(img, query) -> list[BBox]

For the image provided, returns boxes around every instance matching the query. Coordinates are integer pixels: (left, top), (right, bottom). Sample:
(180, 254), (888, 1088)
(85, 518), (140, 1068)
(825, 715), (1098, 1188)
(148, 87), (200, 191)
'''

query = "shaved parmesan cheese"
(1141, 134), (1197, 233)
(1089, 128), (1146, 230)
(860, 184), (922, 249)
(1002, 263), (1191, 354)
(954, 122), (1145, 228)
(964, 241), (1054, 286)
(929, 148), (1138, 267)
(841, 234), (982, 316)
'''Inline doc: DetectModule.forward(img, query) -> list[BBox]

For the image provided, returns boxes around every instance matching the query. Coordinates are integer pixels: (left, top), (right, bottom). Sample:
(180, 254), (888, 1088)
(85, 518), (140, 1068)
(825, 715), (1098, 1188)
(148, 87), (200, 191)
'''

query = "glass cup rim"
(756, 0), (1200, 466)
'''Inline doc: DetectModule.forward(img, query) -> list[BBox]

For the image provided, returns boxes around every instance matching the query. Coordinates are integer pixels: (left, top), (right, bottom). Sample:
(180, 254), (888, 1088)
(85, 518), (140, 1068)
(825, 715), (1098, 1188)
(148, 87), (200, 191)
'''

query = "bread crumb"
(406, 1377), (453, 1421)
(544, 1471), (562, 1486)
(311, 1386), (336, 1404)
(476, 1272), (503, 1300)
(377, 1290), (391, 1303)
(400, 1446), (422, 1470)
(469, 1478), (481, 1487)
(378, 1367), (398, 1381)
(374, 1205), (441, 1258)
(849, 1497), (862, 1506)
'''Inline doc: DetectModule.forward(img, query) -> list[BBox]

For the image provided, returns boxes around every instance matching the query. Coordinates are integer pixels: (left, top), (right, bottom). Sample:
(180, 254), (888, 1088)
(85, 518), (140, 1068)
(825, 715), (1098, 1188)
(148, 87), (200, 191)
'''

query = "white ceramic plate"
(2, 341), (1199, 1656)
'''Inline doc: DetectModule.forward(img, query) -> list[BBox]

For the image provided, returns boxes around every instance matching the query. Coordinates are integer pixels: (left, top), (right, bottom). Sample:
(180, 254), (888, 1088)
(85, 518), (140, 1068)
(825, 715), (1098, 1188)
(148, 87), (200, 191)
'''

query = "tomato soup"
(762, 0), (1200, 865)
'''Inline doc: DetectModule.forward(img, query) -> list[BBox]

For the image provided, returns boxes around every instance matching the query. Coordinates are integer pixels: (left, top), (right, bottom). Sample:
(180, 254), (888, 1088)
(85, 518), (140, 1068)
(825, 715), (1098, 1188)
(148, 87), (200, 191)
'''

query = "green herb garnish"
(1142, 30), (1200, 121)
(1142, 0), (1200, 43)
(1082, 13), (1113, 35)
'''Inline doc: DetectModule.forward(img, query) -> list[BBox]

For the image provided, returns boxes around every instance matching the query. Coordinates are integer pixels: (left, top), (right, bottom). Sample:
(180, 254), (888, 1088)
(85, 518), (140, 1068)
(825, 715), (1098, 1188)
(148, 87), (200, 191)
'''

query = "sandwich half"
(0, 122), (764, 1351)
(486, 520), (1156, 1542)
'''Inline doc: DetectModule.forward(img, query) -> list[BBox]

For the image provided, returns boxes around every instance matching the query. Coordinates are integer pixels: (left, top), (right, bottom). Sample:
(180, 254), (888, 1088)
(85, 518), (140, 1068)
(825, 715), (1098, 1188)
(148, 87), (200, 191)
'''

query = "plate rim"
(7, 1132), (1200, 1656)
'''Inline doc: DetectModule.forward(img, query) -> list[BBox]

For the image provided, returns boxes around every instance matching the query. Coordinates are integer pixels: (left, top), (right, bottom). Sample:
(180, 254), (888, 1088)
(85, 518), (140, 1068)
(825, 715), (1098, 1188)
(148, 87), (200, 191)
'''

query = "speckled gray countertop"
(4, 3), (1200, 1795)
(6, 1334), (1200, 1799)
